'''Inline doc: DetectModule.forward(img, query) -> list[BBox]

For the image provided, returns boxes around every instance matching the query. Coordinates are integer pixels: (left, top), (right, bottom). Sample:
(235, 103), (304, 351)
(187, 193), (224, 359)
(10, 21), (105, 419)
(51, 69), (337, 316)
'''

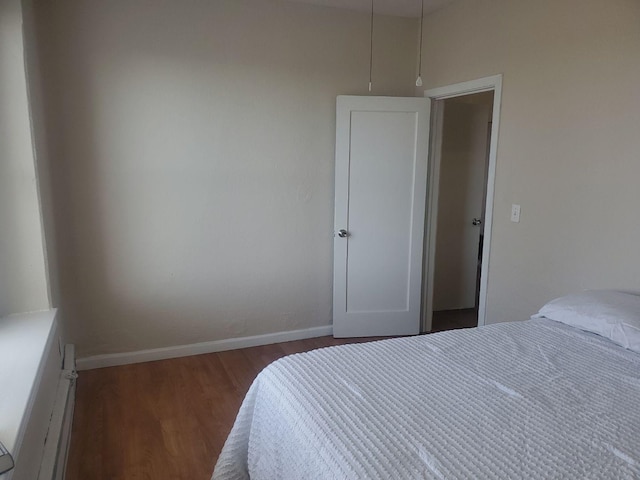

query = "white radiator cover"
(1, 312), (62, 480)
(38, 344), (76, 480)
(5, 339), (77, 480)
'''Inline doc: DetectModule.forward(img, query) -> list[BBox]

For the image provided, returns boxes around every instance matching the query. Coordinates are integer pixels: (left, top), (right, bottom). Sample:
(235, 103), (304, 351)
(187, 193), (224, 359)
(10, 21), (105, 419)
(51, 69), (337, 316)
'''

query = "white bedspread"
(213, 320), (640, 479)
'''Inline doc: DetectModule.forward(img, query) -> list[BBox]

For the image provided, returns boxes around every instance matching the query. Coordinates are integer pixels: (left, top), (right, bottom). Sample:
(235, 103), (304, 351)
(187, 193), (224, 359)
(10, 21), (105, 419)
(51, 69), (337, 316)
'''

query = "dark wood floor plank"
(241, 342), (288, 373)
(432, 308), (478, 332)
(278, 338), (321, 356)
(215, 349), (258, 393)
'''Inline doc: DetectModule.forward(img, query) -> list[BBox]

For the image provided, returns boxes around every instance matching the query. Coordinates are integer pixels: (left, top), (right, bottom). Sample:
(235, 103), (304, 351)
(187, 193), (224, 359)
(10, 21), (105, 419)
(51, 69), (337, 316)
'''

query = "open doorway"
(422, 75), (502, 333)
(431, 92), (493, 332)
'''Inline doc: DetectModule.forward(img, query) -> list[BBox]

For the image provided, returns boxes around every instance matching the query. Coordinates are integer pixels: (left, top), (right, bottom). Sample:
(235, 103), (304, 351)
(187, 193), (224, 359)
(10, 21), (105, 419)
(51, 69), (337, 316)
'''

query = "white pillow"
(532, 290), (640, 353)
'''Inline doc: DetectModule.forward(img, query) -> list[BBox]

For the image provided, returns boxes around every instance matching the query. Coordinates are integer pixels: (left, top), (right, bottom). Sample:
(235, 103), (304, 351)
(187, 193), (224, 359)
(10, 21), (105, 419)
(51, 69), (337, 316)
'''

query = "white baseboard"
(77, 325), (334, 371)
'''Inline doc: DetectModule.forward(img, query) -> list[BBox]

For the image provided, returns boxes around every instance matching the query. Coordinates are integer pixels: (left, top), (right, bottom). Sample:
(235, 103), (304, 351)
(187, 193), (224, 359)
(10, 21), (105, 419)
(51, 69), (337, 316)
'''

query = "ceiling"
(284, 0), (455, 18)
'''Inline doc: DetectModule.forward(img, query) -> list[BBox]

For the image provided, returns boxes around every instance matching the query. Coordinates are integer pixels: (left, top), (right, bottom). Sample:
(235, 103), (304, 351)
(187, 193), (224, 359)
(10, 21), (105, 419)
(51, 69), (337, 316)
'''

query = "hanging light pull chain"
(369, 0), (374, 92)
(416, 0), (424, 87)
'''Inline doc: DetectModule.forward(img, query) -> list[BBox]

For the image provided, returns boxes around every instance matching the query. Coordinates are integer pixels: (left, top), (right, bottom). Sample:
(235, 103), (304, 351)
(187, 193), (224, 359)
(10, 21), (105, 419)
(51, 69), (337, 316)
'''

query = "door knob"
(338, 229), (349, 238)
(472, 218), (482, 226)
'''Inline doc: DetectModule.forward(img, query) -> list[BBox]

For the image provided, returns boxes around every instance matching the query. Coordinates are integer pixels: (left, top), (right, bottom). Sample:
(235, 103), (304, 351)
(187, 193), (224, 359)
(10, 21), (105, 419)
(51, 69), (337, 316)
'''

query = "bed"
(213, 291), (640, 479)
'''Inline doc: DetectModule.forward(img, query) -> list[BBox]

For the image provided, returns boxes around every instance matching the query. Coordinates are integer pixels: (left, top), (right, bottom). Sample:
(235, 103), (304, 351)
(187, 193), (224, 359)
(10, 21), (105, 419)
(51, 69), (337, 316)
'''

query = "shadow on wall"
(34, 0), (419, 356)
(0, 0), (49, 317)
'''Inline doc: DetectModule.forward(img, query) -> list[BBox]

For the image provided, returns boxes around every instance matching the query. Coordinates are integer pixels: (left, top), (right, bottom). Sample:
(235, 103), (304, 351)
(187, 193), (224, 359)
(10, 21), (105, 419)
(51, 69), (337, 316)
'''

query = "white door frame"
(422, 74), (502, 331)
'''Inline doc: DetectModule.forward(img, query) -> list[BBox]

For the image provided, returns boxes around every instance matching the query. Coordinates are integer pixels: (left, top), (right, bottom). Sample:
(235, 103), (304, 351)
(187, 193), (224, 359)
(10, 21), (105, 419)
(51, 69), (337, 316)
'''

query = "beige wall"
(0, 0), (49, 317)
(420, 0), (640, 322)
(35, 0), (418, 356)
(21, 0), (61, 309)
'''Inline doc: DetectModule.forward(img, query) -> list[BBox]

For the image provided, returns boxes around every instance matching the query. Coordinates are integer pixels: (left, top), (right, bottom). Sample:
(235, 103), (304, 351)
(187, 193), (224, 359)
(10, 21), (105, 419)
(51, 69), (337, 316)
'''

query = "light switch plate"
(511, 204), (521, 223)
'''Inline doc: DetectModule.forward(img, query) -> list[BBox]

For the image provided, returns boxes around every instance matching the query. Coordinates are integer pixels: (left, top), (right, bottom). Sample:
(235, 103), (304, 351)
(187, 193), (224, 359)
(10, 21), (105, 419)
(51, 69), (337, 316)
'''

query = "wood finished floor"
(66, 335), (387, 480)
(432, 308), (478, 332)
(67, 312), (474, 479)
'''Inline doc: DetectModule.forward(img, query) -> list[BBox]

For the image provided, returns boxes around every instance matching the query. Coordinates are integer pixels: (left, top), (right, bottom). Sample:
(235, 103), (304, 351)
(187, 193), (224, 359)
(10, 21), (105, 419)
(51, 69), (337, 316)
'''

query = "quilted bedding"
(213, 319), (640, 479)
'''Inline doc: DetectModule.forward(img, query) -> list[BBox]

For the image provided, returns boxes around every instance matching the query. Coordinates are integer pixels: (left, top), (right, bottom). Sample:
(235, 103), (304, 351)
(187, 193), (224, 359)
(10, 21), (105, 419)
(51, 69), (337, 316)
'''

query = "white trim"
(423, 75), (502, 100)
(423, 74), (503, 329)
(421, 101), (444, 333)
(77, 325), (334, 371)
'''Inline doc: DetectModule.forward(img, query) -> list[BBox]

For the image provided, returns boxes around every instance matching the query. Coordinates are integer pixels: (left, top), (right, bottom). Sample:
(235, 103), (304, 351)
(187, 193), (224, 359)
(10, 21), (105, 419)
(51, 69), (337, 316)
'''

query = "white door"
(333, 96), (430, 337)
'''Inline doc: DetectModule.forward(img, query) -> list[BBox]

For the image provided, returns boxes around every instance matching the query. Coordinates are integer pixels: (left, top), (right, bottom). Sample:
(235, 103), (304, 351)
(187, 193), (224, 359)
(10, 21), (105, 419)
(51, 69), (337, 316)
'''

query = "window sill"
(0, 310), (57, 458)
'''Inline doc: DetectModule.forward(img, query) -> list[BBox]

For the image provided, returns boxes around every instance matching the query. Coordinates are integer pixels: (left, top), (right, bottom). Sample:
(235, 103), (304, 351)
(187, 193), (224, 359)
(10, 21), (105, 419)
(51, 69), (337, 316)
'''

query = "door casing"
(422, 74), (503, 332)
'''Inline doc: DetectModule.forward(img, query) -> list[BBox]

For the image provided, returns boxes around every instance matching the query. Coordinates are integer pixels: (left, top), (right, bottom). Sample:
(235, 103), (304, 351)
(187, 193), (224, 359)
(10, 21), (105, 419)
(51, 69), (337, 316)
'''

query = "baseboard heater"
(38, 344), (77, 480)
